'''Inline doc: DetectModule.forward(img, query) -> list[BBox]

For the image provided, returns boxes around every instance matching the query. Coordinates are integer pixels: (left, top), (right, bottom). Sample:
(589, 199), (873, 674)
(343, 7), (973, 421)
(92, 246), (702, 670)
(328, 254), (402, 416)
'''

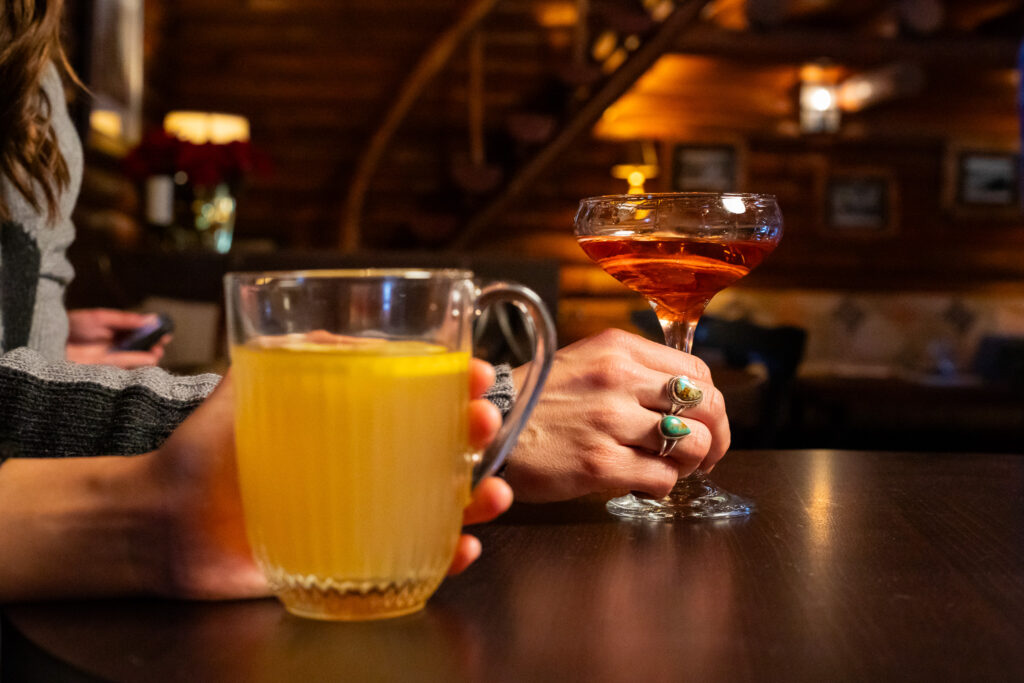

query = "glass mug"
(224, 269), (555, 621)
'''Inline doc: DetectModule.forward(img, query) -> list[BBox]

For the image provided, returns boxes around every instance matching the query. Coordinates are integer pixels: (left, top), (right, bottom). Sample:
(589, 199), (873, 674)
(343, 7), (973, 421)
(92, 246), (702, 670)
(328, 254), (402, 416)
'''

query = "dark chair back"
(632, 310), (807, 447)
(974, 335), (1024, 388)
(692, 315), (807, 447)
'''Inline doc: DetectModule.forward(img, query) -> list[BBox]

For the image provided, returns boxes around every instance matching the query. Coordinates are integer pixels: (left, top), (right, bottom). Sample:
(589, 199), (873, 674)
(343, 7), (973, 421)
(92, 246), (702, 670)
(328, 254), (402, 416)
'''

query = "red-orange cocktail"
(577, 235), (776, 323)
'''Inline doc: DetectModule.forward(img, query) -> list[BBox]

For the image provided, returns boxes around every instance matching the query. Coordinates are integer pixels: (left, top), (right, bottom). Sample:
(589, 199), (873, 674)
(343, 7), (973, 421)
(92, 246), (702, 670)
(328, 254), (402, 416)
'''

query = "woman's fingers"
(469, 358), (496, 399)
(596, 329), (714, 382)
(651, 379), (731, 473)
(576, 445), (683, 499)
(596, 401), (712, 472)
(501, 329), (734, 502)
(463, 476), (513, 526)
(447, 535), (482, 575)
(600, 358), (732, 475)
(99, 309), (156, 331)
(469, 399), (502, 450)
(449, 456), (514, 576)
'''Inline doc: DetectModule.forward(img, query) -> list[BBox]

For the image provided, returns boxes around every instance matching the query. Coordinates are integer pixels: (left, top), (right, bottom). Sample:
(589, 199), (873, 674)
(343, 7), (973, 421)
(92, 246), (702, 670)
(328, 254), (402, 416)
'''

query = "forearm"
(0, 454), (165, 601)
(0, 347), (218, 457)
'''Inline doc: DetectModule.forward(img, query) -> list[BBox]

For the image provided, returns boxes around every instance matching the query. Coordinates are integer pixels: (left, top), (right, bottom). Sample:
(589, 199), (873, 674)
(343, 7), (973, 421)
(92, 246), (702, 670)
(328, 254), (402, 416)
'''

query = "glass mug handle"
(471, 282), (557, 487)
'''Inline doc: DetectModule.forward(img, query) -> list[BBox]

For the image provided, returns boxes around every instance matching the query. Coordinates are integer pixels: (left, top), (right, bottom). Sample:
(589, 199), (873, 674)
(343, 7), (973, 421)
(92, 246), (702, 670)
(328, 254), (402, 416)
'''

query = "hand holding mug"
(223, 270), (554, 620)
(147, 358), (510, 601)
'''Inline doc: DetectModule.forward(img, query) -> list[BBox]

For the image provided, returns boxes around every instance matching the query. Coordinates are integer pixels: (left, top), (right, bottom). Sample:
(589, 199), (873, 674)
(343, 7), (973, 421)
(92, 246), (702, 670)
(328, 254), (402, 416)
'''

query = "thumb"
(103, 309), (158, 330)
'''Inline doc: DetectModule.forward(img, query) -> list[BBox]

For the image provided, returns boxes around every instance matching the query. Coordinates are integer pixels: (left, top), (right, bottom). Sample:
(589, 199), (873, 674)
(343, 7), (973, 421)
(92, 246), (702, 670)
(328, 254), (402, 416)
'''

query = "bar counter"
(3, 449), (1023, 681)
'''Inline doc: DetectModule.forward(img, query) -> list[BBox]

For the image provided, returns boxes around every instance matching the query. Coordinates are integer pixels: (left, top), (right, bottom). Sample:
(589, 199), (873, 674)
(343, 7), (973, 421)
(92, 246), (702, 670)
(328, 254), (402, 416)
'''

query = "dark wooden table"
(4, 450), (1024, 682)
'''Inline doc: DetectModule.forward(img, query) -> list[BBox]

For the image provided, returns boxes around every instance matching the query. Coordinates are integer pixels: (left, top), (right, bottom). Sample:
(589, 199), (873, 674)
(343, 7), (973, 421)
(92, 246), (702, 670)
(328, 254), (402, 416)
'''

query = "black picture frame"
(671, 144), (738, 193)
(956, 151), (1020, 207)
(825, 174), (896, 236)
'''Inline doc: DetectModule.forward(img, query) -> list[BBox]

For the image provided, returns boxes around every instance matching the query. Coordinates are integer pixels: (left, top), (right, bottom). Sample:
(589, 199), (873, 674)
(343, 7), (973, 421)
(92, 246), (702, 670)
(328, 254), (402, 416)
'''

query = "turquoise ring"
(667, 375), (703, 415)
(657, 414), (691, 457)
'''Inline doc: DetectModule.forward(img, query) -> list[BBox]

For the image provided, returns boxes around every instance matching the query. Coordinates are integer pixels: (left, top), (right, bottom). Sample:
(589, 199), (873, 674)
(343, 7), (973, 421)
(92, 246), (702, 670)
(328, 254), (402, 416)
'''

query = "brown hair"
(0, 0), (73, 222)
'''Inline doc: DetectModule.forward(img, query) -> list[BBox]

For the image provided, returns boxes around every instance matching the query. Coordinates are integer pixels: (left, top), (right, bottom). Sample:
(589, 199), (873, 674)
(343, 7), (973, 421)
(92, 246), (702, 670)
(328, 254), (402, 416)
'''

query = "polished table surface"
(4, 449), (1024, 682)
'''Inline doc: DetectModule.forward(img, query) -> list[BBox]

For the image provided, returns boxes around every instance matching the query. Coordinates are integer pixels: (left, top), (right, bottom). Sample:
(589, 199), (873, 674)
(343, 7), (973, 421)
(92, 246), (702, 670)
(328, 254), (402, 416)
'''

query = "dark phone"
(113, 314), (175, 352)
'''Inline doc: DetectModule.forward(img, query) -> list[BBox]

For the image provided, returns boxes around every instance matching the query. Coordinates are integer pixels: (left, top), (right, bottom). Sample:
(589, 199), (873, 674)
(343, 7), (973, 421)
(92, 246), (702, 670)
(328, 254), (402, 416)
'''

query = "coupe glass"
(574, 193), (783, 520)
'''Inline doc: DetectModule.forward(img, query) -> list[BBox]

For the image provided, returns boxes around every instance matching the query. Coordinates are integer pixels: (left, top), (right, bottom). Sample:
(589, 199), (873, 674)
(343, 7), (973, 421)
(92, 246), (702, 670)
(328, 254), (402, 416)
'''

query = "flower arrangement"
(123, 129), (272, 191)
(123, 129), (271, 252)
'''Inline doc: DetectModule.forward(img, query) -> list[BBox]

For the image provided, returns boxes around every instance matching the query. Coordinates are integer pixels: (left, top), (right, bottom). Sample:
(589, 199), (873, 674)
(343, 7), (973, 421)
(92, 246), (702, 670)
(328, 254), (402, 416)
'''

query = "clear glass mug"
(224, 269), (556, 621)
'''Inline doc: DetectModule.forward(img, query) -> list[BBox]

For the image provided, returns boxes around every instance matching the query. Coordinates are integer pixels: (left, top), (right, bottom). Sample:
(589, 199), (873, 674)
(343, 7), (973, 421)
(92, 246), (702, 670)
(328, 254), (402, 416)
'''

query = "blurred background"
(62, 0), (1024, 453)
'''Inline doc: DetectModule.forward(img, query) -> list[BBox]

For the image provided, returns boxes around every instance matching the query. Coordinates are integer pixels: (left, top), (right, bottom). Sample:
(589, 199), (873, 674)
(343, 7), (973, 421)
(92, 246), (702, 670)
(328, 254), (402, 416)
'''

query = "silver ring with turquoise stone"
(657, 414), (691, 457)
(667, 375), (703, 415)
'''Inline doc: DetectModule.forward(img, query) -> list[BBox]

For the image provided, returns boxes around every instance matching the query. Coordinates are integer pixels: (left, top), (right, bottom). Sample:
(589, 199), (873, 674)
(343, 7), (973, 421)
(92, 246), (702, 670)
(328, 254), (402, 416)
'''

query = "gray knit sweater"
(0, 65), (515, 461)
(0, 65), (223, 459)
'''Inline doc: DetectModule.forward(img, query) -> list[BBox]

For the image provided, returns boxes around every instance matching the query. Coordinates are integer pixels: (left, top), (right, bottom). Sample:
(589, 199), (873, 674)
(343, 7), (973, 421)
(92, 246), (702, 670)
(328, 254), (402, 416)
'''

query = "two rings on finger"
(657, 414), (691, 457)
(666, 375), (703, 415)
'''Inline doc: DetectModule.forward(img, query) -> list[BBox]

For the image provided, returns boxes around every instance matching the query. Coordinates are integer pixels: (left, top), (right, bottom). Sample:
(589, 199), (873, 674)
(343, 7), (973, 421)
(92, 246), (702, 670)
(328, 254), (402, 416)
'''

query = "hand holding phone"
(114, 313), (175, 352)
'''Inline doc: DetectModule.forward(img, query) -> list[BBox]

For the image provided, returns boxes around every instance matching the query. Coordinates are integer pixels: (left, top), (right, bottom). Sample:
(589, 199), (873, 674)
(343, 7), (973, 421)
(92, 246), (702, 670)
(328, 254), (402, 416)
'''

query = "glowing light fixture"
(89, 110), (123, 140)
(799, 63), (840, 134)
(535, 1), (578, 28)
(611, 141), (659, 194)
(163, 111), (250, 144)
(602, 47), (629, 74)
(591, 30), (618, 61)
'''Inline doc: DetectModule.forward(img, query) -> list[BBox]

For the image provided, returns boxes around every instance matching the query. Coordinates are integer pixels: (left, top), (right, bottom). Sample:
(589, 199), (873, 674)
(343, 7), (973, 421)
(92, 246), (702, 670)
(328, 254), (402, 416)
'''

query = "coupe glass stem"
(660, 317), (698, 355)
(577, 191), (778, 522)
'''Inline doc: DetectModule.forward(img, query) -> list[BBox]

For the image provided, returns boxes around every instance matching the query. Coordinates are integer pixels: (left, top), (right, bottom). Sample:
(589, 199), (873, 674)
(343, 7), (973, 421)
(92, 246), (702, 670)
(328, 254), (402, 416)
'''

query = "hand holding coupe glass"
(574, 192), (783, 520)
(504, 328), (731, 504)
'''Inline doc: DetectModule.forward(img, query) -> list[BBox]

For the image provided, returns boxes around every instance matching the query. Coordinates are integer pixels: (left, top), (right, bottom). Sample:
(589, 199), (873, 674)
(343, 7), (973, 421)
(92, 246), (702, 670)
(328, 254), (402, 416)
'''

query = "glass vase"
(190, 182), (236, 253)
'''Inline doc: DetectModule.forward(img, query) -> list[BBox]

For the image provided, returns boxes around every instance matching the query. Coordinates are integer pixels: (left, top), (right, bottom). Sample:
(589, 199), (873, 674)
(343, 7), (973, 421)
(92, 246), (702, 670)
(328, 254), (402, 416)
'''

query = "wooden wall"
(80, 0), (1024, 341)
(151, 0), (554, 247)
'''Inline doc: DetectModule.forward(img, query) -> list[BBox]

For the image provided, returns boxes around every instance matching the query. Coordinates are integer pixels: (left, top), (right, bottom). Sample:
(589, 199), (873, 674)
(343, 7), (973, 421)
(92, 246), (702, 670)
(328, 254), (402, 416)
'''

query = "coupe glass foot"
(606, 472), (753, 521)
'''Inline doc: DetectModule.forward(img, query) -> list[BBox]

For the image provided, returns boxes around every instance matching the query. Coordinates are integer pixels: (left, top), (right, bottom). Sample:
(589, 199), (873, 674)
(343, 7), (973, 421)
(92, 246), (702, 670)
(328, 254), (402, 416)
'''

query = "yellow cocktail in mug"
(224, 270), (554, 621)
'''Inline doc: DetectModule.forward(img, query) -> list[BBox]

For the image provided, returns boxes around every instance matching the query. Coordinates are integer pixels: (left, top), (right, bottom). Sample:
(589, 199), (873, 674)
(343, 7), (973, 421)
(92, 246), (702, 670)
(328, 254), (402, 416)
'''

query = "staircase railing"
(340, 0), (713, 252)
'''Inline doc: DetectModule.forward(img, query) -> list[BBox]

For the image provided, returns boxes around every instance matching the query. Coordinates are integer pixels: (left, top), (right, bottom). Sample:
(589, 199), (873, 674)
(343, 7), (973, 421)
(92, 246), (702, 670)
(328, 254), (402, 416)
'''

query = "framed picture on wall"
(670, 144), (740, 193)
(943, 143), (1022, 220)
(956, 151), (1019, 206)
(824, 172), (898, 237)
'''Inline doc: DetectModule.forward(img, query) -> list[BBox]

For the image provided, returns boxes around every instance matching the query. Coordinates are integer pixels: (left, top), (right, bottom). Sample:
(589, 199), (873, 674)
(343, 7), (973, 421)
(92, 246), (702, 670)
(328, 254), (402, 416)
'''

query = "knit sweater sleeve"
(0, 347), (219, 460)
(483, 363), (515, 417)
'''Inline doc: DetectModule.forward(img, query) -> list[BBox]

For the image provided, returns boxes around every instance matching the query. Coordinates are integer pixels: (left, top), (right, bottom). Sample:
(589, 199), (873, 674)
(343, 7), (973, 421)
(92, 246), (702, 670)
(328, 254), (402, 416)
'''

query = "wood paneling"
(123, 0), (1024, 322)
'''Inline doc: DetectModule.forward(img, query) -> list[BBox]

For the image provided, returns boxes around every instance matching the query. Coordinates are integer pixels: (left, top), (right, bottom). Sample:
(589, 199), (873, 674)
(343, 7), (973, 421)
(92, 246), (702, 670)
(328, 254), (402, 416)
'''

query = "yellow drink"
(231, 338), (472, 620)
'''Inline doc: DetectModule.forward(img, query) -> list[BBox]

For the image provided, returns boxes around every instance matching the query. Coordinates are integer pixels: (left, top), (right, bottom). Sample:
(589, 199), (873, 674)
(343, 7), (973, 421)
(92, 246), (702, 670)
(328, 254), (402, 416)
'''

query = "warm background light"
(611, 140), (659, 194)
(806, 85), (835, 112)
(799, 62), (841, 134)
(163, 111), (251, 144)
(89, 110), (123, 140)
(837, 62), (925, 113)
(534, 1), (578, 28)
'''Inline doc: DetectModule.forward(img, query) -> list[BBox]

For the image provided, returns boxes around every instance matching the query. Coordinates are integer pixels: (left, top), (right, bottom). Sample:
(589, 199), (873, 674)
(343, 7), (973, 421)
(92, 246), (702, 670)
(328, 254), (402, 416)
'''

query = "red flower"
(123, 129), (272, 190)
(123, 130), (181, 179)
